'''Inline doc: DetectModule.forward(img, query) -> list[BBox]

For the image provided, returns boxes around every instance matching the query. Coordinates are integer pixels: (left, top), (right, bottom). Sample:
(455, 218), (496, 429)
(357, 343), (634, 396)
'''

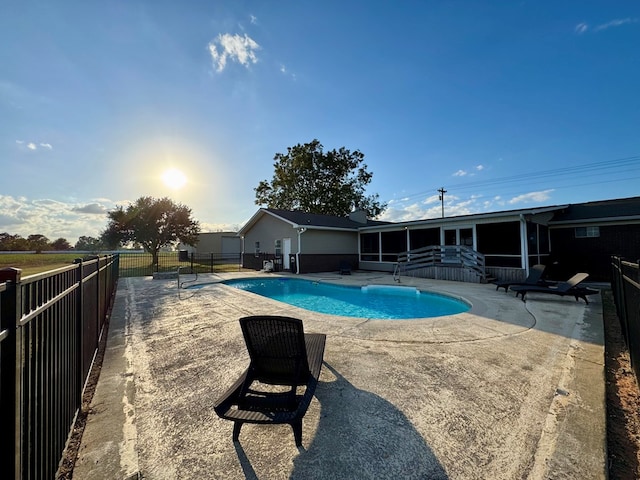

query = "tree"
(254, 139), (387, 218)
(75, 236), (103, 251)
(0, 232), (24, 251)
(27, 234), (51, 253)
(51, 237), (72, 250)
(101, 196), (200, 267)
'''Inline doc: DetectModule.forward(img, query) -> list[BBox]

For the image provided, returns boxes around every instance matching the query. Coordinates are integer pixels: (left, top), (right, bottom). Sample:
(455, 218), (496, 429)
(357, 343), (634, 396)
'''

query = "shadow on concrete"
(233, 443), (259, 480)
(290, 362), (447, 479)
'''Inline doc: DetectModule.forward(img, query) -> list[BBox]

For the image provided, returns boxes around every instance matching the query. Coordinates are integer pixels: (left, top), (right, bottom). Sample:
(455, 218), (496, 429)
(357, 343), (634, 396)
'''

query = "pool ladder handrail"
(392, 263), (402, 282)
(177, 265), (198, 290)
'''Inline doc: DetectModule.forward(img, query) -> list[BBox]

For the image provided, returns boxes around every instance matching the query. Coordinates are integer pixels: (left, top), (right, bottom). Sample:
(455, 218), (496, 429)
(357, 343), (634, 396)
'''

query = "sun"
(161, 168), (187, 189)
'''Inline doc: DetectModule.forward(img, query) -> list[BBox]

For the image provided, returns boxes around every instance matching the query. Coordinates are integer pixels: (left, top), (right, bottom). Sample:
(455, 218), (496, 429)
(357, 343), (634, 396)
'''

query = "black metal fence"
(118, 251), (242, 277)
(0, 254), (119, 480)
(610, 256), (640, 388)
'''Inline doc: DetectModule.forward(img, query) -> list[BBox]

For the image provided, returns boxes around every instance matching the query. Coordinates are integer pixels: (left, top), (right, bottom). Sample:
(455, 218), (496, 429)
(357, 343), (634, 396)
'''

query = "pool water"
(220, 278), (469, 319)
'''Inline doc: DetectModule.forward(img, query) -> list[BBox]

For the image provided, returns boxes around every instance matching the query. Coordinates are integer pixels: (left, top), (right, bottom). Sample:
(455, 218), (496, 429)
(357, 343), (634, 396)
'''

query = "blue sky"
(1, 1), (639, 243)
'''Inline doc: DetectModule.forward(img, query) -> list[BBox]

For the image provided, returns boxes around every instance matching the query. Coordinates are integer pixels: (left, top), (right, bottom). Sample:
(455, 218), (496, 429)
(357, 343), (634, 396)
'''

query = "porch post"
(519, 214), (529, 272)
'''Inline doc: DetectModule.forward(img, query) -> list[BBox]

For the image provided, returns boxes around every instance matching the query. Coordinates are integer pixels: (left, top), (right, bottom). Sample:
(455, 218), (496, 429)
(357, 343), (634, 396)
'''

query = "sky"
(1, 1), (639, 244)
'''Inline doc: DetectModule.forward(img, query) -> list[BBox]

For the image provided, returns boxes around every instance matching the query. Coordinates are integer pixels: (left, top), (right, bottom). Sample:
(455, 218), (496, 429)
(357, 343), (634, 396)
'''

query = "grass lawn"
(0, 252), (243, 277)
(0, 253), (81, 276)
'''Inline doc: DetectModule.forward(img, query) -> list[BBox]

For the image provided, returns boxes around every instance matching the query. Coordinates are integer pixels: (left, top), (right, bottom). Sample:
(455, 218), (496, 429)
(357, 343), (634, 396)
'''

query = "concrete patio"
(72, 271), (606, 479)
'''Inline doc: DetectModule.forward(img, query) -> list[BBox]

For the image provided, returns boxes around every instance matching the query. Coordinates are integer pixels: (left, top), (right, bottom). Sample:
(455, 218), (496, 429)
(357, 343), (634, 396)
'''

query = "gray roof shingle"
(550, 196), (640, 222)
(265, 209), (391, 229)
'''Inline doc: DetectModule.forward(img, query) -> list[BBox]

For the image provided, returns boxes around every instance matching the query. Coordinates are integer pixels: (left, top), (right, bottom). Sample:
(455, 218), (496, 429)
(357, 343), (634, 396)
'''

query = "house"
(238, 209), (389, 273)
(238, 197), (640, 282)
(357, 204), (560, 282)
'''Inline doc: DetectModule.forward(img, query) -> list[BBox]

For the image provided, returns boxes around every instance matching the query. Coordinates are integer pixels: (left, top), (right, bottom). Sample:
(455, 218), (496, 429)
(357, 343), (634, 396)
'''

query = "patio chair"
(493, 264), (548, 292)
(510, 272), (598, 304)
(339, 260), (352, 275)
(213, 316), (326, 446)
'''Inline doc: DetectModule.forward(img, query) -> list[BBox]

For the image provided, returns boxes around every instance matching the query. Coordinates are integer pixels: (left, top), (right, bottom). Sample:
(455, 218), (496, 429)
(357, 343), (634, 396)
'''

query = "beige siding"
(301, 230), (358, 254)
(242, 215), (358, 255)
(195, 232), (240, 254)
(243, 215), (298, 254)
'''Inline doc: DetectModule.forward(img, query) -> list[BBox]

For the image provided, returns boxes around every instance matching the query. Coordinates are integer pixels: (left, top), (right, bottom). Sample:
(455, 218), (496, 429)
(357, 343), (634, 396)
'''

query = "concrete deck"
(73, 271), (606, 479)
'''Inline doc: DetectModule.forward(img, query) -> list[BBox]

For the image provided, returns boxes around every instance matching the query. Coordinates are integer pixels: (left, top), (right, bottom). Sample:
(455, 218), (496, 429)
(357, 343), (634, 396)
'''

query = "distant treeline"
(0, 233), (104, 252)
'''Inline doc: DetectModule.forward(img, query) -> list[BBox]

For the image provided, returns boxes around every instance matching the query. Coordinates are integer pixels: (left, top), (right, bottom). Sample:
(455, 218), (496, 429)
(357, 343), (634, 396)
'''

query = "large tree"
(50, 237), (72, 250)
(27, 234), (51, 253)
(101, 196), (200, 267)
(75, 236), (103, 251)
(254, 139), (386, 218)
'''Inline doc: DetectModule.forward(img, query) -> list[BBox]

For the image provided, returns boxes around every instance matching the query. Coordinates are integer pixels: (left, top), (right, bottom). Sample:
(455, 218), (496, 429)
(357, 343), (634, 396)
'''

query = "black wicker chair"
(213, 316), (326, 446)
(339, 260), (352, 275)
(510, 272), (598, 304)
(494, 264), (547, 292)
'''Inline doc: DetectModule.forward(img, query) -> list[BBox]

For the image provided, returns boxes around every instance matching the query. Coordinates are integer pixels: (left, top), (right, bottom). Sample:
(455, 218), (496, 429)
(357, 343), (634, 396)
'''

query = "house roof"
(548, 196), (640, 224)
(238, 197), (640, 235)
(358, 204), (569, 231)
(238, 208), (391, 234)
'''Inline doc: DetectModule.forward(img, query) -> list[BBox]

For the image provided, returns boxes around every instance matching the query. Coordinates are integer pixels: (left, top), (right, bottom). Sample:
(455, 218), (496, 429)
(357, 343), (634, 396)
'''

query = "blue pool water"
(217, 278), (469, 319)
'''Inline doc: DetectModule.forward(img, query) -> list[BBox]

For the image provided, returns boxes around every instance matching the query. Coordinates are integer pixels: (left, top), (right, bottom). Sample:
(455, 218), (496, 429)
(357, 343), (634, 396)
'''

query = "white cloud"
(200, 222), (241, 232)
(16, 140), (53, 151)
(576, 18), (637, 35)
(594, 18), (638, 32)
(250, 15), (257, 25)
(279, 63), (297, 80)
(72, 203), (108, 214)
(453, 169), (467, 177)
(575, 23), (589, 34)
(475, 165), (484, 171)
(508, 189), (554, 205)
(0, 195), (115, 243)
(208, 33), (260, 72)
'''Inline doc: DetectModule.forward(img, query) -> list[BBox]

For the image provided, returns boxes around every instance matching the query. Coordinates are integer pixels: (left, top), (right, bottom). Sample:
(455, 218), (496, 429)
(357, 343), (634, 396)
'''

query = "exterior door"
(283, 238), (291, 269)
(442, 229), (458, 262)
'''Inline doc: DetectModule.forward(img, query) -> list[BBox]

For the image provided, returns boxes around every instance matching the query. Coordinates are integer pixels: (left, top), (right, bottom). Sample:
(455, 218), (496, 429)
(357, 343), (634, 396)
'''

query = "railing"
(611, 256), (640, 388)
(0, 254), (119, 480)
(394, 245), (486, 282)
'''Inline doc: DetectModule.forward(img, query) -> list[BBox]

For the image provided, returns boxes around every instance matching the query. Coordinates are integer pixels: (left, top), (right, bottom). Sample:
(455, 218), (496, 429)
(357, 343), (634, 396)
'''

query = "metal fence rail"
(118, 251), (242, 277)
(0, 254), (119, 480)
(611, 256), (640, 388)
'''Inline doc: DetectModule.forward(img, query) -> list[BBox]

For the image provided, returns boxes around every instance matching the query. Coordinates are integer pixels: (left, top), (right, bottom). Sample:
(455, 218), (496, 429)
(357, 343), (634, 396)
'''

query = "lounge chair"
(339, 260), (352, 275)
(510, 272), (598, 304)
(213, 316), (326, 446)
(494, 264), (548, 292)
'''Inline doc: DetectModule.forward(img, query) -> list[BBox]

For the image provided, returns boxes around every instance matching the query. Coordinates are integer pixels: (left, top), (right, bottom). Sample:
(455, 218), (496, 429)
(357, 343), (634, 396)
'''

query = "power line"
(387, 154), (640, 205)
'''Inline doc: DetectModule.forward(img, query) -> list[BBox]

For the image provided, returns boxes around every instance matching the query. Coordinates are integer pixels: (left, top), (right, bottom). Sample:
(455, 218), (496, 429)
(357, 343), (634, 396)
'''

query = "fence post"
(0, 268), (22, 480)
(616, 257), (627, 329)
(73, 258), (87, 404)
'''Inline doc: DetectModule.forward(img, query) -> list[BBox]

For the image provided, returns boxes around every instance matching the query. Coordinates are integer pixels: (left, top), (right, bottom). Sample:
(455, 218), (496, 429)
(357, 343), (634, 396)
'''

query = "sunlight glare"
(161, 168), (187, 189)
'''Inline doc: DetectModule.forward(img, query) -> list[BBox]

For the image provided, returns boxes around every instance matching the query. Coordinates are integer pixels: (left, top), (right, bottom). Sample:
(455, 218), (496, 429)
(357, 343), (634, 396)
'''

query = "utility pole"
(438, 187), (447, 218)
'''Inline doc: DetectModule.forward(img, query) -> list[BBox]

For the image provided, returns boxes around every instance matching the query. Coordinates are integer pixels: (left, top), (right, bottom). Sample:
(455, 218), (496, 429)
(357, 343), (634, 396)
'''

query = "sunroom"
(357, 206), (565, 283)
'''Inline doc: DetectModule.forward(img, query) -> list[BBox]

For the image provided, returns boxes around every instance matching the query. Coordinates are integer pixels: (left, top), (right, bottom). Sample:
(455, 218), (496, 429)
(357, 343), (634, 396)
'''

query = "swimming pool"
(218, 278), (470, 319)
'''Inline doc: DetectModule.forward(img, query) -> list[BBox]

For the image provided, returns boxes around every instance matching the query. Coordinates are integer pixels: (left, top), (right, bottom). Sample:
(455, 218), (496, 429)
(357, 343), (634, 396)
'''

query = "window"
(409, 228), (440, 249)
(360, 233), (380, 261)
(575, 226), (600, 238)
(381, 230), (407, 262)
(274, 239), (282, 256)
(254, 241), (260, 254)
